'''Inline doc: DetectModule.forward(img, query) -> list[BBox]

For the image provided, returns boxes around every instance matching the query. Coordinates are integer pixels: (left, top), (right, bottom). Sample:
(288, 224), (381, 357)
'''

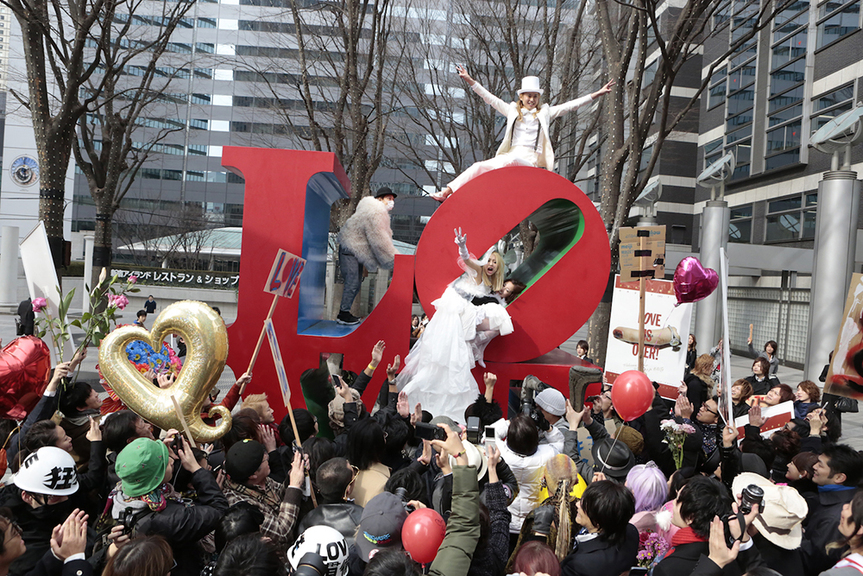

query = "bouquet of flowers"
(637, 530), (670, 568)
(660, 419), (696, 469)
(33, 268), (139, 383)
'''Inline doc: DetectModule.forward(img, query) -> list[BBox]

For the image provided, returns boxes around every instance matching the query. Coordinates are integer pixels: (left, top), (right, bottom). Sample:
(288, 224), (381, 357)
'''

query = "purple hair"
(626, 462), (668, 513)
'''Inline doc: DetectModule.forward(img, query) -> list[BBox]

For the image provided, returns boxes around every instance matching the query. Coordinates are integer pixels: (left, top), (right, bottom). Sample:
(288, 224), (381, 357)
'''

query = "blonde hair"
(516, 96), (542, 122)
(482, 250), (506, 292)
(243, 393), (270, 420)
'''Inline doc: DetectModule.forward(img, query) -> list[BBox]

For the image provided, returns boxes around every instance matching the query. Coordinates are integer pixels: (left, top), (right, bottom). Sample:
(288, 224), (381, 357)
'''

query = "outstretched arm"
(549, 80), (615, 120)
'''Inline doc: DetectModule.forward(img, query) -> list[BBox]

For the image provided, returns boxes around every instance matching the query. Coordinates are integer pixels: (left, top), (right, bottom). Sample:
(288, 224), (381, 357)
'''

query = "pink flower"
(108, 294), (129, 310)
(32, 297), (47, 313)
(129, 275), (138, 284)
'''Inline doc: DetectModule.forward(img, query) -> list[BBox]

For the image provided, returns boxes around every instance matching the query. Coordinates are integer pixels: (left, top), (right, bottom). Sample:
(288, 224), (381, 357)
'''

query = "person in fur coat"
(336, 187), (397, 324)
(430, 67), (614, 201)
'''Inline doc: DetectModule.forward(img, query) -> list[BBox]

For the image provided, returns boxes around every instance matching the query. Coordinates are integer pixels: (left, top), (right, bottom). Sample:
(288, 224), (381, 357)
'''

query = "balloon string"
(599, 423), (624, 477)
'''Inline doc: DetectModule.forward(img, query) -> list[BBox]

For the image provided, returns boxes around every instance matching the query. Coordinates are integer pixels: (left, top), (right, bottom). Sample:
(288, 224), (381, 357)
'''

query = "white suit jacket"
(472, 82), (594, 169)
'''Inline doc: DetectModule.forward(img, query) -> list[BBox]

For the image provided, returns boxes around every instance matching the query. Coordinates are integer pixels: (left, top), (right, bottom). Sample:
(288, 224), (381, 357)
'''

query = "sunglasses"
(344, 465), (359, 501)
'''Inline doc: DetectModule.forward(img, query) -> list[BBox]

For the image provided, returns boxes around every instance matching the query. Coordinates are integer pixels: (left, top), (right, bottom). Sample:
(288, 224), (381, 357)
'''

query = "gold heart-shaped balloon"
(99, 300), (231, 442)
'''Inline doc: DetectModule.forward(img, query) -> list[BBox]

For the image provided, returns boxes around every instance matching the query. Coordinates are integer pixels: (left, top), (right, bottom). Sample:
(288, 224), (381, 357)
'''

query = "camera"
(294, 552), (327, 576)
(395, 486), (415, 513)
(521, 396), (550, 432)
(465, 417), (481, 445)
(739, 484), (764, 515)
(414, 422), (447, 441)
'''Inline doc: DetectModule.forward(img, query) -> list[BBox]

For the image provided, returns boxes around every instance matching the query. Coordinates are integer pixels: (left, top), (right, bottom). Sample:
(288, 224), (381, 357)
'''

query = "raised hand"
(371, 340), (385, 366)
(386, 355), (401, 381)
(454, 227), (467, 247)
(259, 424), (277, 453)
(455, 65), (475, 86)
(397, 391), (410, 418)
(85, 416), (102, 442)
(675, 395), (694, 419)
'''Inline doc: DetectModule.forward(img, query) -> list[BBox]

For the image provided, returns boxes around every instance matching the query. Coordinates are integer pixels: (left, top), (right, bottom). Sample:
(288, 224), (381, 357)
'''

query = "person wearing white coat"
(491, 414), (564, 536)
(431, 67), (614, 201)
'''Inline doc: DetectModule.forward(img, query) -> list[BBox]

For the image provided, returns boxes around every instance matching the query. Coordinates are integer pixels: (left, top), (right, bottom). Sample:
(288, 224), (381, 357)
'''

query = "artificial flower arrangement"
(660, 419), (696, 469)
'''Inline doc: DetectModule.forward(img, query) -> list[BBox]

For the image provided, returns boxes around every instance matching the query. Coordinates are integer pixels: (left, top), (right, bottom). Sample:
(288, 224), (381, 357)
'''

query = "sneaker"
(336, 311), (361, 325)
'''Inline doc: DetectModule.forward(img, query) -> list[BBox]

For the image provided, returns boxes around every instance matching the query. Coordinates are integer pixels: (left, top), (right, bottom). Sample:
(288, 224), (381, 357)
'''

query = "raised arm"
(454, 228), (483, 275)
(458, 65), (511, 117)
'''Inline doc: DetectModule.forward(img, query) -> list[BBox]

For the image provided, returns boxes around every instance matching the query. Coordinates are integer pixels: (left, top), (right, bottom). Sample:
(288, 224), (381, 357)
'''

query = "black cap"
(373, 187), (397, 199)
(225, 440), (266, 483)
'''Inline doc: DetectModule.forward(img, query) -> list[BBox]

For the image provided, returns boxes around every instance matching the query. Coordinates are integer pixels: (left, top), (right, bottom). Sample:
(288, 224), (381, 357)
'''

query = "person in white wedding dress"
(397, 228), (524, 421)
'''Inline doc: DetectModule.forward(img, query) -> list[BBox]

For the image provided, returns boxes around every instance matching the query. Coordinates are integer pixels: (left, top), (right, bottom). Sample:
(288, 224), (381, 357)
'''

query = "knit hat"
(225, 440), (267, 483)
(732, 472), (807, 549)
(535, 388), (567, 417)
(116, 438), (170, 498)
(328, 390), (363, 431)
(355, 492), (408, 562)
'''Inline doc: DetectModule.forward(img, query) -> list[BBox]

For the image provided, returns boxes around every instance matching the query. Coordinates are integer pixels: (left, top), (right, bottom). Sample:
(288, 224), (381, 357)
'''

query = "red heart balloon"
(673, 257), (719, 305)
(0, 336), (51, 419)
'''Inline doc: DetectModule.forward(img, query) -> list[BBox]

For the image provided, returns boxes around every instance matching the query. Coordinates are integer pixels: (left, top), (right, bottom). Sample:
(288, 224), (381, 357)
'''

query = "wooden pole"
(247, 295), (280, 374)
(170, 394), (196, 446)
(284, 398), (318, 507)
(638, 233), (647, 372)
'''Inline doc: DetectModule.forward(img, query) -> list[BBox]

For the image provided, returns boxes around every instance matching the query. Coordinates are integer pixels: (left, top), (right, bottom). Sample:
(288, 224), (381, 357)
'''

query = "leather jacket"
(297, 502), (364, 548)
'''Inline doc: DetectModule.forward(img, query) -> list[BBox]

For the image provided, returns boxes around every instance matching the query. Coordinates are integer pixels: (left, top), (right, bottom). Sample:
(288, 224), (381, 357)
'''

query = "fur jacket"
(338, 196), (395, 273)
(472, 82), (593, 169)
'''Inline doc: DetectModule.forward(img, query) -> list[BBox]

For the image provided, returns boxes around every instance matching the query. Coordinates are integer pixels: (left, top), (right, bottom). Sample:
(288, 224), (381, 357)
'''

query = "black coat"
(655, 540), (764, 576)
(560, 524), (638, 576)
(16, 551), (92, 576)
(751, 533), (804, 576)
(132, 469), (229, 576)
(297, 502), (364, 548)
(684, 374), (710, 416)
(800, 486), (856, 574)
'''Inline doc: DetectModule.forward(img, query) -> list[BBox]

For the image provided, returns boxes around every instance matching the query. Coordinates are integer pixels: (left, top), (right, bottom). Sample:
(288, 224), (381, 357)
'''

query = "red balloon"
(0, 336), (51, 419)
(401, 508), (446, 564)
(611, 370), (654, 421)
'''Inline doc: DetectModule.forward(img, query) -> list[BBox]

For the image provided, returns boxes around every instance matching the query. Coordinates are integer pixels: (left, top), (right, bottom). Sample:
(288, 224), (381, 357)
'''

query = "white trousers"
(448, 146), (540, 192)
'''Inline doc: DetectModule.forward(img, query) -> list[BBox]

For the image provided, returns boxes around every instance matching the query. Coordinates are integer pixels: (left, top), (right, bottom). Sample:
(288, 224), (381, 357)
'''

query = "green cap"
(116, 438), (170, 497)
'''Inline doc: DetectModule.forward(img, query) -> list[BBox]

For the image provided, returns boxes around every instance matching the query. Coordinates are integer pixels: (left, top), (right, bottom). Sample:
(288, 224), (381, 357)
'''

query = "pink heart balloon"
(673, 257), (719, 304)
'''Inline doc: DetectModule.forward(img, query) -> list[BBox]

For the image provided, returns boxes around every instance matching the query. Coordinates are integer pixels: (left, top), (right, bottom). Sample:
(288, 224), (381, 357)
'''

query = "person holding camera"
(111, 436), (229, 576)
(222, 439), (306, 558)
(490, 414), (562, 541)
(652, 476), (763, 576)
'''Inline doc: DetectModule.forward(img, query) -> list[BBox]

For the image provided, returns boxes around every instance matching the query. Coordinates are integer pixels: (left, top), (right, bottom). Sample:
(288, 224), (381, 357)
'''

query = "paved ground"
(3, 308), (861, 449)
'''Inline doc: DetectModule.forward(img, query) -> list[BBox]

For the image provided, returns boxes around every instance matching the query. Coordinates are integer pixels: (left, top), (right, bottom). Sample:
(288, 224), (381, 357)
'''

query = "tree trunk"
(91, 194), (114, 293)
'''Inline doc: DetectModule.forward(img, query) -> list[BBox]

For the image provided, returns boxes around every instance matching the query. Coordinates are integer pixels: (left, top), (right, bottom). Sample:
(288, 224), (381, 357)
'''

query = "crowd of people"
(0, 328), (859, 576)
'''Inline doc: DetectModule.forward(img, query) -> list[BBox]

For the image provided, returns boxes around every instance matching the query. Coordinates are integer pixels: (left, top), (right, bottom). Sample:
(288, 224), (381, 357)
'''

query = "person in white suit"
(431, 67), (614, 201)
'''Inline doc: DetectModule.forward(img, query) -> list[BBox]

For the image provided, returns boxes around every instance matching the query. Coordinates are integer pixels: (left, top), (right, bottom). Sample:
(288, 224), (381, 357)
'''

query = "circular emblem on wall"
(10, 155), (39, 187)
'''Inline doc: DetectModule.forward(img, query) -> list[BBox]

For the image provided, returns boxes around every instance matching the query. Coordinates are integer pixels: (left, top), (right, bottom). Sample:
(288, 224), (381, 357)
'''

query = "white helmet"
(288, 525), (349, 576)
(12, 446), (79, 496)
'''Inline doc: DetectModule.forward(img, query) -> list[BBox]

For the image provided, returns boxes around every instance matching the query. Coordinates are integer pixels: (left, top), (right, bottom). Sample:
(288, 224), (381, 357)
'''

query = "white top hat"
(517, 76), (544, 96)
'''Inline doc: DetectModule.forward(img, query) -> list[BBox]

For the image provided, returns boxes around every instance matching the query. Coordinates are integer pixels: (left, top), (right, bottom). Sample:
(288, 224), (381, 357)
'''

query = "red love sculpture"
(673, 257), (719, 305)
(0, 336), (51, 419)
